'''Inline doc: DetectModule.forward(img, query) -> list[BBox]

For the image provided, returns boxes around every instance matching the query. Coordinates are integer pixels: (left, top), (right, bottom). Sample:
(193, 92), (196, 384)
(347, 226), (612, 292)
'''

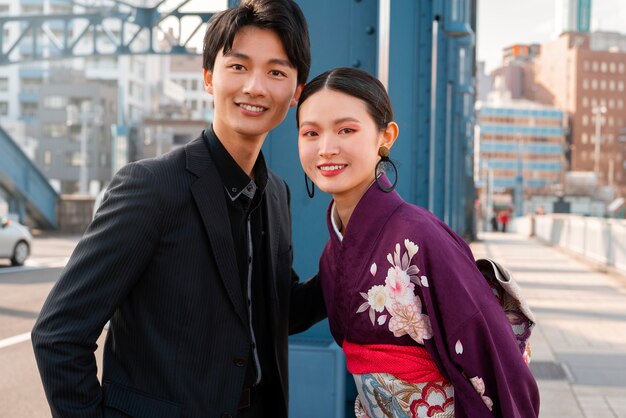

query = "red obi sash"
(342, 340), (447, 383)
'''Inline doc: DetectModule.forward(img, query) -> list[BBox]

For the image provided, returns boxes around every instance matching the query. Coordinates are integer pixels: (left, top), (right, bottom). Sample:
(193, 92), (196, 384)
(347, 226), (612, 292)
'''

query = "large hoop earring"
(375, 146), (398, 193)
(304, 172), (315, 198)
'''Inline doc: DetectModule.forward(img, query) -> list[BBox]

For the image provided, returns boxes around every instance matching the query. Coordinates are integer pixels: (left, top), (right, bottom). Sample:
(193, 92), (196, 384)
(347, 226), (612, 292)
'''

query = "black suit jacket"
(32, 135), (326, 418)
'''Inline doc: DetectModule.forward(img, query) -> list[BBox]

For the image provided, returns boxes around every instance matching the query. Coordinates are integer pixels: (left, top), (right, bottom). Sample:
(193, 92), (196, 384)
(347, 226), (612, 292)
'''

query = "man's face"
(204, 26), (302, 146)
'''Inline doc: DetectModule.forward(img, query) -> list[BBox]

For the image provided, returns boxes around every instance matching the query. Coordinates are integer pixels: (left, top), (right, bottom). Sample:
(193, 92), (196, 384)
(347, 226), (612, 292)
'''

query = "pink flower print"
(387, 298), (433, 344)
(385, 266), (415, 305)
(470, 376), (493, 411)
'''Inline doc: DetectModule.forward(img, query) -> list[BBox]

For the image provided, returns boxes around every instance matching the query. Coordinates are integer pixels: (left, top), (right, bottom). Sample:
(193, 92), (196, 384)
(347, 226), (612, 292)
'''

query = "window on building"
(610, 80), (616, 91)
(0, 5), (9, 14)
(0, 101), (8, 116)
(610, 62), (616, 73)
(22, 5), (43, 13)
(21, 78), (42, 93)
(619, 63), (625, 74)
(582, 79), (589, 90)
(591, 79), (598, 90)
(619, 81), (625, 91)
(583, 60), (590, 71)
(43, 150), (52, 166)
(43, 123), (67, 138)
(582, 96), (588, 107)
(100, 153), (108, 167)
(191, 79), (198, 91)
(609, 117), (614, 127)
(21, 103), (37, 117)
(582, 133), (588, 144)
(618, 99), (624, 109)
(592, 61), (599, 72)
(0, 77), (8, 91)
(43, 96), (67, 109)
(609, 99), (615, 109)
(601, 62), (608, 73)
(591, 98), (598, 107)
(582, 115), (588, 126)
(64, 152), (90, 166)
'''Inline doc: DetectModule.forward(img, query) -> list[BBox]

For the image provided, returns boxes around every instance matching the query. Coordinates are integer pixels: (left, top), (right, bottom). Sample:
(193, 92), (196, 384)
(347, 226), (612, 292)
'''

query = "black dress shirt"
(204, 127), (275, 390)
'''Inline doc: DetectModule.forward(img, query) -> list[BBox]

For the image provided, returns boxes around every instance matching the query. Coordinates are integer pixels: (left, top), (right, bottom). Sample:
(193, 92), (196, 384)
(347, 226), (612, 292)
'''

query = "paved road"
(472, 232), (626, 418)
(0, 236), (83, 418)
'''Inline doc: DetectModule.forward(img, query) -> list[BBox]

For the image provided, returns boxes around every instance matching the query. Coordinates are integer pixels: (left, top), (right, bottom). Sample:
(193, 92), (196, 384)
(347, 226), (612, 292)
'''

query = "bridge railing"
(512, 214), (626, 277)
(0, 126), (58, 228)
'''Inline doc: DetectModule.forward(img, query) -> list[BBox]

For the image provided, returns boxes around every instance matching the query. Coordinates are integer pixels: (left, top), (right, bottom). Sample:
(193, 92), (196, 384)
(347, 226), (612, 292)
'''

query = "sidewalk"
(471, 232), (626, 418)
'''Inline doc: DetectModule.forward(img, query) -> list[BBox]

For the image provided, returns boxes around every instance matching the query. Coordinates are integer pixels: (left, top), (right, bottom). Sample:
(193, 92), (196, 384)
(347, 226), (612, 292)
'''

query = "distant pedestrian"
(498, 209), (511, 232)
(491, 213), (499, 232)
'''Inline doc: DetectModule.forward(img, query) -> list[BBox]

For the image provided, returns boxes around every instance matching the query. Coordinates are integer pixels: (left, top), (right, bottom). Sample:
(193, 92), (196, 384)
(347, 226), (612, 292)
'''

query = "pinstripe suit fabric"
(32, 135), (326, 418)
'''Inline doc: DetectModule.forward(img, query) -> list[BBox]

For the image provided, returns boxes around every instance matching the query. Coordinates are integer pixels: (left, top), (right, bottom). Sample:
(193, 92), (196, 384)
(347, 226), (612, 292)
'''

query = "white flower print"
(455, 339), (463, 354)
(356, 239), (433, 345)
(367, 285), (388, 313)
(370, 263), (377, 276)
(405, 239), (419, 259)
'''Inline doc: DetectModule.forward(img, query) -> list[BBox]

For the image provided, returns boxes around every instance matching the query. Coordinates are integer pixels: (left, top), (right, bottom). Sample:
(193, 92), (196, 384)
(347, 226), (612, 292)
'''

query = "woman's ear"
(379, 121), (399, 150)
(203, 69), (213, 94)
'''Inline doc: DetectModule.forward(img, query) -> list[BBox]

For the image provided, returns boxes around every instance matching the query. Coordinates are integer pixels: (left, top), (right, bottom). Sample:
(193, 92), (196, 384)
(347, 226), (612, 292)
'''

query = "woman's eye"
(301, 130), (318, 137)
(338, 127), (355, 134)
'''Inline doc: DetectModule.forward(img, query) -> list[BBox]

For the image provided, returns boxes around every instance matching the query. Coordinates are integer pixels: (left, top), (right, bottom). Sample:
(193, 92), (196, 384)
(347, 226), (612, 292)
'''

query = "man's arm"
(281, 181), (327, 334)
(31, 161), (163, 418)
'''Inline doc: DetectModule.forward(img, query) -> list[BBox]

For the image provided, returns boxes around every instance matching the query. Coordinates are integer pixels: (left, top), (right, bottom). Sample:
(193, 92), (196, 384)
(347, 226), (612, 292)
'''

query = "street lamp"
(592, 105), (607, 183)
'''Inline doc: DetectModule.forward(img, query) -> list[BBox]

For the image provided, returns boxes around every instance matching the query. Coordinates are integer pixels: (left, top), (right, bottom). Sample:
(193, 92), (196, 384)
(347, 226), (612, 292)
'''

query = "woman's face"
(298, 88), (395, 205)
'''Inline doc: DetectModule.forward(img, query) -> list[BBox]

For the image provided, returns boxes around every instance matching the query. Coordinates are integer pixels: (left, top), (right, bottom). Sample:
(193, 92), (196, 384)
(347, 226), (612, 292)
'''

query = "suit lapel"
(186, 136), (247, 326)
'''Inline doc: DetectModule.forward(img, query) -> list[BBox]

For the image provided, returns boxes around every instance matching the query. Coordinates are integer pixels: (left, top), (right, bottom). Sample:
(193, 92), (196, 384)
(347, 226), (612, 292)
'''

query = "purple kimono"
(318, 178), (540, 417)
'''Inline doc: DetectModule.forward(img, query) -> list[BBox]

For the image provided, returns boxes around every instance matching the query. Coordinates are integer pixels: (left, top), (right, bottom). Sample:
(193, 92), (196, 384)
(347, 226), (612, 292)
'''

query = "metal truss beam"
(0, 0), (214, 65)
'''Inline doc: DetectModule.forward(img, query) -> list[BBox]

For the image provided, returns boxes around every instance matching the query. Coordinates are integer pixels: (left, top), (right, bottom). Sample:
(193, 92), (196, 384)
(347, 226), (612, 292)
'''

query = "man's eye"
(270, 70), (286, 77)
(231, 64), (245, 70)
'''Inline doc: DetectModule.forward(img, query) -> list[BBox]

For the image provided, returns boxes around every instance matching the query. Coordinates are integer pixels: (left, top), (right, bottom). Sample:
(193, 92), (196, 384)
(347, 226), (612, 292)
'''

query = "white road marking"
(0, 332), (31, 349)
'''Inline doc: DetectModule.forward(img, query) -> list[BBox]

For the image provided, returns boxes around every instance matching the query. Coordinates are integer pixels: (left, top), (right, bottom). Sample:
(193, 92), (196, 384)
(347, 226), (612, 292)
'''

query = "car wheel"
(11, 240), (29, 266)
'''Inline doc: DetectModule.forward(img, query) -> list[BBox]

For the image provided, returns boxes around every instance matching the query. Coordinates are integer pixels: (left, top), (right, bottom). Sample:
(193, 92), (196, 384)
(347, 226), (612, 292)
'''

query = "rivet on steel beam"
(366, 26), (375, 35)
(352, 59), (361, 68)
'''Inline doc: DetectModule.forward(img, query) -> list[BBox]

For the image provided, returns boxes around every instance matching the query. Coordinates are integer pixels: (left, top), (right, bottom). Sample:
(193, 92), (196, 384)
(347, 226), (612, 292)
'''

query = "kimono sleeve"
(413, 220), (540, 418)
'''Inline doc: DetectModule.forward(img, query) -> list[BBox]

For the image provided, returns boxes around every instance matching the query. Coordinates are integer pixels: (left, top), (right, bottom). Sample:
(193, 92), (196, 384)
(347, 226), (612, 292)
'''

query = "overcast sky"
(477, 0), (626, 72)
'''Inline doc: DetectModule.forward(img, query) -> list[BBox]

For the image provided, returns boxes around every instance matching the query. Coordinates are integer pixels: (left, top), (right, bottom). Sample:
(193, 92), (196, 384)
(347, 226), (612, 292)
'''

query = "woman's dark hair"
(202, 0), (310, 86)
(296, 67), (394, 129)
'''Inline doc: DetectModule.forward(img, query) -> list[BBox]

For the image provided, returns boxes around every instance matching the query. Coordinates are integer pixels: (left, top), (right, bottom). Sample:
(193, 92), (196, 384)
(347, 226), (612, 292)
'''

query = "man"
(31, 1), (326, 417)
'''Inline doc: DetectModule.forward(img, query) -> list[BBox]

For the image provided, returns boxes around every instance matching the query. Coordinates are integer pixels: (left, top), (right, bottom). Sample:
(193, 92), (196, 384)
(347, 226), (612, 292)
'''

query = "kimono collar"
(326, 174), (405, 249)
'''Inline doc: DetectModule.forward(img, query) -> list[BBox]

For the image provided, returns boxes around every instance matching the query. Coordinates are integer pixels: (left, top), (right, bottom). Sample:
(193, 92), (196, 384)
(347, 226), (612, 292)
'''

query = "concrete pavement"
(471, 232), (626, 418)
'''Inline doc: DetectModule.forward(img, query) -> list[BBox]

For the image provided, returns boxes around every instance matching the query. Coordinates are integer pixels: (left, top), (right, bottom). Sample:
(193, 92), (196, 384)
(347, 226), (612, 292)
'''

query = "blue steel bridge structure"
(0, 0), (476, 415)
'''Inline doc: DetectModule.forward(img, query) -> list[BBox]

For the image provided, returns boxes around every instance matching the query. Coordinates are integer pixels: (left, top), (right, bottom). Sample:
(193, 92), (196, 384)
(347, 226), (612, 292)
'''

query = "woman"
(296, 68), (539, 418)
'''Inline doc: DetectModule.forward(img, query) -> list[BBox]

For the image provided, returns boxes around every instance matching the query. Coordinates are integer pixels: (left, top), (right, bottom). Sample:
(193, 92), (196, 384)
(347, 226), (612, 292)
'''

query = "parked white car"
(0, 217), (32, 266)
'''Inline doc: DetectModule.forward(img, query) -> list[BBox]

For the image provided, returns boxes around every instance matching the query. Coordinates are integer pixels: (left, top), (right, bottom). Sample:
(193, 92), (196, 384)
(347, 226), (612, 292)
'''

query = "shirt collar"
(330, 202), (344, 242)
(203, 125), (268, 201)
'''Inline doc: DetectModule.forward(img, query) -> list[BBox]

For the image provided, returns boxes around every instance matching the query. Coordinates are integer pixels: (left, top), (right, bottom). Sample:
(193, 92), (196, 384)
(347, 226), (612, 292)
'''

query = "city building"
(475, 94), (567, 217)
(555, 0), (592, 34)
(530, 31), (626, 197)
(37, 69), (117, 195)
